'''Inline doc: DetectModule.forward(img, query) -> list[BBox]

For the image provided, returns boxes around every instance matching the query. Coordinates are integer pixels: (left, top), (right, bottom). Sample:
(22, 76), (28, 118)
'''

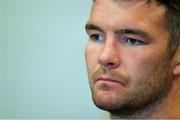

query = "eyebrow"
(115, 29), (148, 37)
(85, 24), (104, 33)
(85, 23), (149, 37)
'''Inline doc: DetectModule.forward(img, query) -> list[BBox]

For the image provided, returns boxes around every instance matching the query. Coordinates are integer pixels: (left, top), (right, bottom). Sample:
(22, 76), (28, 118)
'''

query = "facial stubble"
(89, 57), (173, 116)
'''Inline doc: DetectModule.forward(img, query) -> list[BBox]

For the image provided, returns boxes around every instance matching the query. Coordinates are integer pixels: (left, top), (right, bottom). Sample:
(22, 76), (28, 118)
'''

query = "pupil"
(130, 39), (136, 44)
(95, 35), (100, 40)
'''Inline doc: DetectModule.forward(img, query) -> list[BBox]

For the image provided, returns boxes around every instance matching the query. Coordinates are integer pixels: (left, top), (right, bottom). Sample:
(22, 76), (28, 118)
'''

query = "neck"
(110, 78), (180, 119)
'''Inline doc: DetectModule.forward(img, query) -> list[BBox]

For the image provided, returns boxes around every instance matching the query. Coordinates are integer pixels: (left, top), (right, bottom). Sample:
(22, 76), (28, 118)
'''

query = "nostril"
(107, 62), (115, 66)
(99, 56), (120, 69)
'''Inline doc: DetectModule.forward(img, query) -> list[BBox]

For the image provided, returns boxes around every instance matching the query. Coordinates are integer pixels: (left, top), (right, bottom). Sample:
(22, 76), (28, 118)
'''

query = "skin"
(85, 0), (180, 119)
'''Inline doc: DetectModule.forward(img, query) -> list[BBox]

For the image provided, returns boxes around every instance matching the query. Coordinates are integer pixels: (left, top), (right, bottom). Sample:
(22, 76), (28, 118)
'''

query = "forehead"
(89, 0), (166, 36)
(90, 0), (166, 26)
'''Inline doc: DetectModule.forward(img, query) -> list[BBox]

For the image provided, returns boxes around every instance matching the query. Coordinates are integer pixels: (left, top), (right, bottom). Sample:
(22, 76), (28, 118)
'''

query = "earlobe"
(173, 63), (180, 76)
(173, 46), (180, 77)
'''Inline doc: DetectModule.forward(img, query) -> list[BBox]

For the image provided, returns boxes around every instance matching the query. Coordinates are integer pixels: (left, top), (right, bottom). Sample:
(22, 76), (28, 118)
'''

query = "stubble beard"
(89, 57), (173, 117)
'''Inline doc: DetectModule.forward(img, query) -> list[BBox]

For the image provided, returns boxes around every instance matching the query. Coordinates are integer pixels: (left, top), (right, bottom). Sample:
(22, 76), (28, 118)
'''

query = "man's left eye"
(127, 38), (143, 46)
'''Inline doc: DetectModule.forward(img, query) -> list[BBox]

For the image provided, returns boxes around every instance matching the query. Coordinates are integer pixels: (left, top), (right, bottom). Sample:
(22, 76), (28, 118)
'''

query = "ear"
(173, 63), (180, 76)
(173, 46), (180, 77)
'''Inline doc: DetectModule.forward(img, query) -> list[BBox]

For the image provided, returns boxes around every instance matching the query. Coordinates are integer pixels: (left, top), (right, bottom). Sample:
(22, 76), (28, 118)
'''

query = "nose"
(98, 40), (120, 70)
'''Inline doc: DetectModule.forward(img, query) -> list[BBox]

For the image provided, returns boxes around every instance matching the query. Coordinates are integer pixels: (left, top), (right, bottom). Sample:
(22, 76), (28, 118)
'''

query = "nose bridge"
(99, 37), (120, 69)
(102, 38), (119, 57)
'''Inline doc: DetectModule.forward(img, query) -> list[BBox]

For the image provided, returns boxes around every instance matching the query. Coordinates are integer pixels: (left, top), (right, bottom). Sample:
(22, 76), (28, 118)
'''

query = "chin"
(92, 89), (126, 112)
(91, 88), (161, 114)
(93, 92), (145, 116)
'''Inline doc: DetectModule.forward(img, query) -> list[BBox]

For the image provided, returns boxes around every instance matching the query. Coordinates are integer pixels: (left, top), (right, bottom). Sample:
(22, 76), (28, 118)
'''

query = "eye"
(127, 38), (143, 46)
(90, 34), (105, 42)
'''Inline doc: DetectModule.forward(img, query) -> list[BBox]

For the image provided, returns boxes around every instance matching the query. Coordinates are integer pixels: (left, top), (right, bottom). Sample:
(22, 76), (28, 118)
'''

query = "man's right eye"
(89, 34), (104, 42)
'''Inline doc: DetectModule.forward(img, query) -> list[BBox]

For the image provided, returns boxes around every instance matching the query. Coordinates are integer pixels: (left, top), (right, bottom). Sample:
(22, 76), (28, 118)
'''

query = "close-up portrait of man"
(85, 0), (180, 119)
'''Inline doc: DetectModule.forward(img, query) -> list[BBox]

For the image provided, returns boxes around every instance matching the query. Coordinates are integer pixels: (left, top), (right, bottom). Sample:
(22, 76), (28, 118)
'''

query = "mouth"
(95, 76), (126, 87)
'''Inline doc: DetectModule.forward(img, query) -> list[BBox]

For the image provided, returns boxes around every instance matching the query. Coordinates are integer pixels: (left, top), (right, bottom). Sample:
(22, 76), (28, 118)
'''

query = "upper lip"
(95, 76), (126, 86)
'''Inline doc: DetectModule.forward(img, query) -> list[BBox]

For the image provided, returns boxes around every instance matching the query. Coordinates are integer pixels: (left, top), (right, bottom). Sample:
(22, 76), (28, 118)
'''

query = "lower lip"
(96, 79), (125, 91)
(97, 79), (120, 83)
(96, 79), (125, 87)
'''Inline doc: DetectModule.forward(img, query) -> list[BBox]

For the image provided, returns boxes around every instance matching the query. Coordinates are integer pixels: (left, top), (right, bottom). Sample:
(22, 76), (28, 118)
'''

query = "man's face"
(85, 0), (173, 113)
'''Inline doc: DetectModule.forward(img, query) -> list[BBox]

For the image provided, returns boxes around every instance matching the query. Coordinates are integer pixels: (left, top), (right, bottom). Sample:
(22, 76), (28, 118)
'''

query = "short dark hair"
(92, 0), (180, 56)
(157, 0), (180, 56)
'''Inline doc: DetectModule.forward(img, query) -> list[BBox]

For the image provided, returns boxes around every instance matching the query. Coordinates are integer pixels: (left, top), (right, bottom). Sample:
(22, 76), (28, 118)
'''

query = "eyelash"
(88, 33), (145, 46)
(89, 34), (105, 42)
(126, 38), (144, 46)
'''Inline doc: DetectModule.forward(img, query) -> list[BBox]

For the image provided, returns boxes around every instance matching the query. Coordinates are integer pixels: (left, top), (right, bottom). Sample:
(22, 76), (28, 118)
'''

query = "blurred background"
(0, 0), (106, 119)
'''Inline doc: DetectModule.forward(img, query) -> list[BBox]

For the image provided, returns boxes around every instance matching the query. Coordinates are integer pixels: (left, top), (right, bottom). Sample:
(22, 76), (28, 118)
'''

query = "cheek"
(124, 50), (167, 80)
(85, 44), (101, 71)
